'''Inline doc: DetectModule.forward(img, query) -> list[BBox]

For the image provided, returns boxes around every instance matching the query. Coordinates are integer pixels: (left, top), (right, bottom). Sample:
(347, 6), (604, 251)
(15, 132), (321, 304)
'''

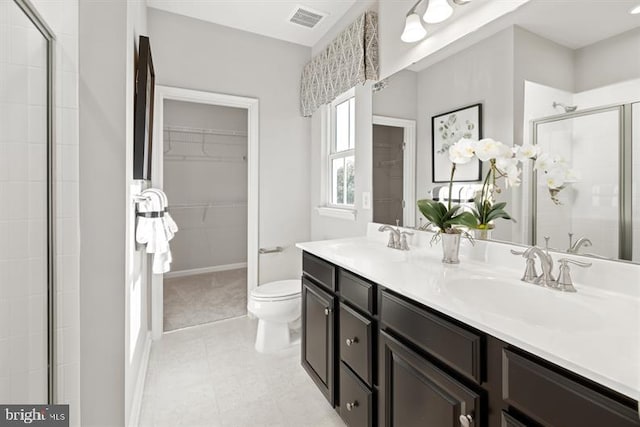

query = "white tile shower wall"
(0, 0), (48, 404)
(28, 0), (80, 424)
(162, 100), (248, 272)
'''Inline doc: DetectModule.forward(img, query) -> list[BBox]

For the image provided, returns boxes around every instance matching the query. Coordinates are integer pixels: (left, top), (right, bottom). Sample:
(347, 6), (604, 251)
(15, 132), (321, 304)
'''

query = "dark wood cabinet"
(339, 304), (373, 387)
(300, 251), (640, 427)
(340, 362), (374, 427)
(301, 277), (336, 405)
(379, 330), (481, 427)
(502, 349), (640, 427)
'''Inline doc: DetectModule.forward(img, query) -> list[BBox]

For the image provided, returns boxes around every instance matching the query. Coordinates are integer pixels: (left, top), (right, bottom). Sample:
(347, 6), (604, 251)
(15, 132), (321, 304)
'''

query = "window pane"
(345, 156), (355, 205)
(332, 157), (345, 205)
(348, 98), (355, 149)
(335, 99), (350, 152)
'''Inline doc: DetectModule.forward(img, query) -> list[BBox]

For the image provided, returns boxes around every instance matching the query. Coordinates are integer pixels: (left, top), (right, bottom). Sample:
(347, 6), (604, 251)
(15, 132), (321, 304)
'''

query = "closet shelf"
(164, 125), (247, 137)
(169, 201), (248, 210)
(164, 154), (247, 163)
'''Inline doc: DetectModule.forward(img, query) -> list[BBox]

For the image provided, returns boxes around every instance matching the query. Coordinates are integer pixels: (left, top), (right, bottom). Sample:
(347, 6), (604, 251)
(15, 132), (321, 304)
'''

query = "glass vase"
(474, 226), (493, 241)
(441, 232), (461, 264)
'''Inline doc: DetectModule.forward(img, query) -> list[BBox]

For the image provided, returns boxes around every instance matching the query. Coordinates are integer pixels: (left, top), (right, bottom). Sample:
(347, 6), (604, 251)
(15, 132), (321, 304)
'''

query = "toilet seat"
(250, 280), (300, 302)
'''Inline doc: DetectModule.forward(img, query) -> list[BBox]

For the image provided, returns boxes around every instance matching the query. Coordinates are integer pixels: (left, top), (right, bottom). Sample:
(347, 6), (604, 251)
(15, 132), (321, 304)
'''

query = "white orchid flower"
(448, 138), (476, 164)
(505, 165), (522, 187)
(545, 166), (566, 189)
(475, 138), (511, 162)
(496, 156), (518, 172)
(534, 152), (553, 172)
(515, 144), (539, 160)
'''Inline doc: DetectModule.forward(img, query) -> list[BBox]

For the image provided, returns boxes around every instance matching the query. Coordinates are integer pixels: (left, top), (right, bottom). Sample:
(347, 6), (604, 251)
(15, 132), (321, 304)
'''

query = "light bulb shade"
(401, 13), (427, 43)
(423, 0), (454, 24)
(631, 4), (640, 14)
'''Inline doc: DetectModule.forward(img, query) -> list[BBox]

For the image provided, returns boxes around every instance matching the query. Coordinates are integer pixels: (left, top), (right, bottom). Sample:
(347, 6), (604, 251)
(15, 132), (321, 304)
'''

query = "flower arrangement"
(416, 160), (477, 240)
(447, 138), (574, 230)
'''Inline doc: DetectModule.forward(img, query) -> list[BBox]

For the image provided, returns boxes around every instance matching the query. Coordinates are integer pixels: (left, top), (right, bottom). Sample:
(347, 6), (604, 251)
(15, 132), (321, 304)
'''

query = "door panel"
(301, 277), (336, 405)
(379, 331), (481, 427)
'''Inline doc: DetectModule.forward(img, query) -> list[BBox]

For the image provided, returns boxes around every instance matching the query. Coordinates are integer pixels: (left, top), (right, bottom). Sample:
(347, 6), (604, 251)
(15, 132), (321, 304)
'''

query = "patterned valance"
(300, 11), (379, 117)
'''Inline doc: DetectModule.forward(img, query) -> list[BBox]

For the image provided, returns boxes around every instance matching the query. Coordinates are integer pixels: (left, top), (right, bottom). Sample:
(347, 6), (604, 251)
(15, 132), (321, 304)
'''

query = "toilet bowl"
(247, 279), (301, 353)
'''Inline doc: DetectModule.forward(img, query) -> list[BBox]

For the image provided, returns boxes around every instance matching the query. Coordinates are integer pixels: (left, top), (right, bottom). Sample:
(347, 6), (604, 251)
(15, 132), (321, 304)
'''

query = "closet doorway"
(151, 87), (259, 336)
(371, 116), (416, 227)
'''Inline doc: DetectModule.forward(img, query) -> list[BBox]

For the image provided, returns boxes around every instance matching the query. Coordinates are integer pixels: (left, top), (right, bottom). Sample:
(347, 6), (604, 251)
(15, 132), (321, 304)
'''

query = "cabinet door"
(379, 331), (482, 427)
(302, 277), (336, 405)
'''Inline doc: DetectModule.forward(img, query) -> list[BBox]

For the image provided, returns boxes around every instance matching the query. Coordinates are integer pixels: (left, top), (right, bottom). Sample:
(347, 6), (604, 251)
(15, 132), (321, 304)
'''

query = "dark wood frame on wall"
(133, 35), (155, 180)
(431, 103), (483, 183)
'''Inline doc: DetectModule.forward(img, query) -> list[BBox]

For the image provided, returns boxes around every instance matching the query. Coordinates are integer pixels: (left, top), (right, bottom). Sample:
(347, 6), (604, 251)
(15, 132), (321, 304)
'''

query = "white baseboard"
(128, 332), (152, 427)
(164, 262), (248, 279)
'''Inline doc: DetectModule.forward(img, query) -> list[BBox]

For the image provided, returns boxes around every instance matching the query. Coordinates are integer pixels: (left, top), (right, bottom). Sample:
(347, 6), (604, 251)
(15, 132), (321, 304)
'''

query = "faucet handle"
(555, 258), (592, 292)
(399, 232), (413, 250)
(510, 249), (525, 256)
(559, 258), (592, 268)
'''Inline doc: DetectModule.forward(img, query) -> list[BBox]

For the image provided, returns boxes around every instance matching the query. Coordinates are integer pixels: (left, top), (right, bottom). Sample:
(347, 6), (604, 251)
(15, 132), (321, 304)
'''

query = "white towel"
(135, 188), (179, 274)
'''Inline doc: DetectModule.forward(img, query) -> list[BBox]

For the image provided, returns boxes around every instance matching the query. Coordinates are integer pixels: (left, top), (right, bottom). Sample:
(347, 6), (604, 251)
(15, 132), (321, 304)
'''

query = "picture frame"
(431, 103), (482, 183)
(133, 35), (155, 180)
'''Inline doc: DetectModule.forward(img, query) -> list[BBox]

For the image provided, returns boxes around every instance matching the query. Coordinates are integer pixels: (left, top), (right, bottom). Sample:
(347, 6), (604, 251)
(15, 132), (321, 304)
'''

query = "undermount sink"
(443, 275), (604, 330)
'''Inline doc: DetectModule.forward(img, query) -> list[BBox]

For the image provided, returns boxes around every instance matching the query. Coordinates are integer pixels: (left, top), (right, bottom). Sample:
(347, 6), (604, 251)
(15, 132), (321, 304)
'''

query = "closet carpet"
(164, 268), (247, 331)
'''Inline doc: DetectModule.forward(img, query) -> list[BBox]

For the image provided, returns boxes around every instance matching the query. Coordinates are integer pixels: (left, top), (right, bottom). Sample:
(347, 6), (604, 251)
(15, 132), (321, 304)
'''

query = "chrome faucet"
(567, 233), (592, 254)
(523, 246), (555, 286)
(379, 220), (413, 250)
(512, 244), (591, 292)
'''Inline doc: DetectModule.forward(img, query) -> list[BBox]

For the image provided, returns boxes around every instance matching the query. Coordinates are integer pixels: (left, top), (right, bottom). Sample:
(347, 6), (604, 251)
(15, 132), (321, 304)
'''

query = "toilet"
(247, 279), (301, 353)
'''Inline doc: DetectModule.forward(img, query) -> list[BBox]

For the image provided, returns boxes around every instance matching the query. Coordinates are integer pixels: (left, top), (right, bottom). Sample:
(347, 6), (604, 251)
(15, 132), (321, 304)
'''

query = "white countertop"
(296, 225), (640, 402)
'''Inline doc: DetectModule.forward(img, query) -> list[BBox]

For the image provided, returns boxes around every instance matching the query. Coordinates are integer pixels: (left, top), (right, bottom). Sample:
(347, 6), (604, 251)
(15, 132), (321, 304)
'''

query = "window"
(328, 94), (355, 207)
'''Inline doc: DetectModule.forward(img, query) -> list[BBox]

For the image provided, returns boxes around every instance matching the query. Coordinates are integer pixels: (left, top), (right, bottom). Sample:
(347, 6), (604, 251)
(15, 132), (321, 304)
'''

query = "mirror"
(372, 0), (640, 263)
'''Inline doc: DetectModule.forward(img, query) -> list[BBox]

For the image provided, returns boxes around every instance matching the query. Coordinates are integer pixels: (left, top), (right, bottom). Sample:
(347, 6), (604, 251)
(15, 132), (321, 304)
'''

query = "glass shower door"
(0, 0), (52, 403)
(534, 107), (622, 259)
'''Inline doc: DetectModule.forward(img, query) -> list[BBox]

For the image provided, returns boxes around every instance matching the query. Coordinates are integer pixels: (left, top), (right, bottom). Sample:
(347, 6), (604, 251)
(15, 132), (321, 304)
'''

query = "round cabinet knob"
(345, 337), (359, 346)
(459, 414), (473, 427)
(346, 401), (359, 411)
(324, 308), (331, 315)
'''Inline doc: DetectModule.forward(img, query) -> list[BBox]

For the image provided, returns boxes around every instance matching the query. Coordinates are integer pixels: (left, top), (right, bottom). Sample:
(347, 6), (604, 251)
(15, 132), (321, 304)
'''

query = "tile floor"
(139, 316), (346, 427)
(164, 268), (247, 331)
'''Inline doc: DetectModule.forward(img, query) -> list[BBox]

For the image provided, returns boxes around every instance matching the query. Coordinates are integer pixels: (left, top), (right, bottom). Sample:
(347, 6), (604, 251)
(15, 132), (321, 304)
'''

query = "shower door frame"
(12, 0), (57, 403)
(150, 86), (259, 340)
(529, 103), (633, 260)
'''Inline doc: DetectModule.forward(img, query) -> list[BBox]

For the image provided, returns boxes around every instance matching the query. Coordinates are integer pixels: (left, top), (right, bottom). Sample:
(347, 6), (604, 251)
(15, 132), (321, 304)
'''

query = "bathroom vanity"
(297, 227), (640, 427)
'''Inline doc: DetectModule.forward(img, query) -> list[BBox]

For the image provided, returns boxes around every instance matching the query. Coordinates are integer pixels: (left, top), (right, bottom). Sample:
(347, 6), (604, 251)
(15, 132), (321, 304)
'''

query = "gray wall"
(575, 26), (640, 92)
(148, 9), (311, 284)
(373, 70), (418, 120)
(513, 26), (574, 146)
(79, 1), (127, 425)
(416, 27), (515, 222)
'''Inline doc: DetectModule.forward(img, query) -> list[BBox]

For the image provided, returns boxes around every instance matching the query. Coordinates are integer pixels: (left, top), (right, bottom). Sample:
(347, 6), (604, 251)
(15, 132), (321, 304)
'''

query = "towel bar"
(137, 211), (164, 218)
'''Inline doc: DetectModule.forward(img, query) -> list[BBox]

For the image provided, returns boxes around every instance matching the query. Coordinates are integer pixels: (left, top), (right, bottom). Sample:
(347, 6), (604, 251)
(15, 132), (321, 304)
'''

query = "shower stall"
(0, 0), (55, 403)
(531, 102), (637, 261)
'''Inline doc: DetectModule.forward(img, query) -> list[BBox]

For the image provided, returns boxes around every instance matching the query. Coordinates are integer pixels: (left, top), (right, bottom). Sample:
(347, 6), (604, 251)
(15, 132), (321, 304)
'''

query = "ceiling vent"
(289, 5), (327, 29)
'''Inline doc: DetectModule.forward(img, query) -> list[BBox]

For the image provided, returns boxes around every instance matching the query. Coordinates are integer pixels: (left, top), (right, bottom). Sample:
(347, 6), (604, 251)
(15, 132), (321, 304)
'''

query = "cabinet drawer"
(340, 304), (373, 386)
(380, 290), (482, 383)
(340, 362), (373, 427)
(503, 349), (640, 427)
(339, 269), (374, 314)
(501, 411), (530, 427)
(303, 252), (336, 291)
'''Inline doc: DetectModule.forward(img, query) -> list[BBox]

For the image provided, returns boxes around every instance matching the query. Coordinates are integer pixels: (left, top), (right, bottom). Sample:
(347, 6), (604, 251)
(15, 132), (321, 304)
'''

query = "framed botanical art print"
(431, 103), (482, 183)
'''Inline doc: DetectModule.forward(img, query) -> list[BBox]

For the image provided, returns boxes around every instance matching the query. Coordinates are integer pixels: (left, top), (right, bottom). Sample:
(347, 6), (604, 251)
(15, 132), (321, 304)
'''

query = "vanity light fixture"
(401, 7), (427, 43)
(423, 0), (454, 24)
(401, 0), (472, 43)
(630, 4), (640, 14)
